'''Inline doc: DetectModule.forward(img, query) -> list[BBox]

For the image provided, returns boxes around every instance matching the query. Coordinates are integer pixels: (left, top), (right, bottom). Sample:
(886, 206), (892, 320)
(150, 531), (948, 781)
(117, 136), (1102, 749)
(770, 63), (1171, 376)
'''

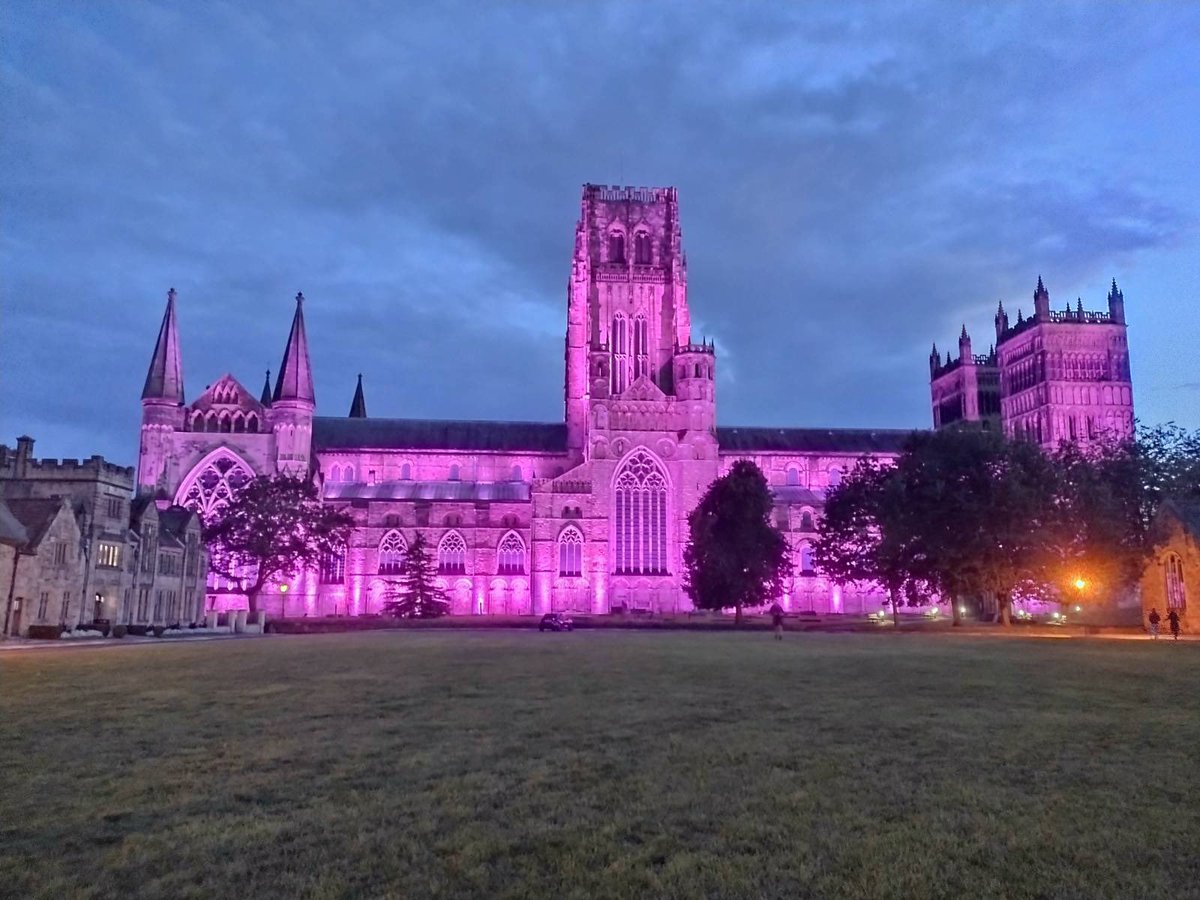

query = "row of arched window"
(784, 466), (841, 488)
(325, 463), (525, 484)
(188, 411), (260, 433)
(608, 231), (653, 265)
(610, 315), (649, 393)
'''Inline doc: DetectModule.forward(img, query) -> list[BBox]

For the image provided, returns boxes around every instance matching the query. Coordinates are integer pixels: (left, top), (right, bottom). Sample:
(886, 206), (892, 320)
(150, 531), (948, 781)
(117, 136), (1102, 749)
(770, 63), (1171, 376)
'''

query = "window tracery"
(558, 526), (583, 577)
(177, 452), (255, 523)
(613, 450), (668, 575)
(378, 530), (407, 575)
(497, 531), (525, 575)
(438, 531), (467, 575)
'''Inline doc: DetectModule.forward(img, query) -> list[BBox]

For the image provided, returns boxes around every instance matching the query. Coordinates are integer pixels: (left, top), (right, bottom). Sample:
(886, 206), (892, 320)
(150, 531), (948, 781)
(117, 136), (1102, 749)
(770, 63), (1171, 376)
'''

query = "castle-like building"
(136, 184), (1136, 620)
(930, 277), (1134, 447)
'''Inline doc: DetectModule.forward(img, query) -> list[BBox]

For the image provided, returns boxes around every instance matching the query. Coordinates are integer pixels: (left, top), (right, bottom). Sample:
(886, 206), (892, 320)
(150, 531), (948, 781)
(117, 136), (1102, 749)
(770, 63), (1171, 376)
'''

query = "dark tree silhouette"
(383, 531), (450, 619)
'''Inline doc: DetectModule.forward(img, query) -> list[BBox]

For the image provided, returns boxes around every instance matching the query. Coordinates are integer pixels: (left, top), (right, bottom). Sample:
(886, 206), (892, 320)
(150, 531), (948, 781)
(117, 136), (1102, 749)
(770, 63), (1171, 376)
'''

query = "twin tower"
(930, 277), (1134, 447)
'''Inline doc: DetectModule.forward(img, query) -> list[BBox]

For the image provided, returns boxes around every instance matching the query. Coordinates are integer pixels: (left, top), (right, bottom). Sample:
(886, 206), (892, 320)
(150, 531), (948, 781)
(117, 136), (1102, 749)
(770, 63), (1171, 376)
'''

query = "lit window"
(319, 548), (346, 584)
(378, 530), (407, 575)
(800, 544), (815, 575)
(558, 526), (583, 577)
(1166, 554), (1187, 610)
(438, 531), (467, 575)
(613, 450), (668, 575)
(497, 531), (525, 575)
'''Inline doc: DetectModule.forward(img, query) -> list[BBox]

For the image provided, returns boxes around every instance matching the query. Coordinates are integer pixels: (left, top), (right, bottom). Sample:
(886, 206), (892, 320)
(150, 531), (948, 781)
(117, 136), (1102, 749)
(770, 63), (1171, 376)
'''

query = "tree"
(382, 531), (450, 619)
(813, 457), (933, 626)
(203, 475), (354, 614)
(683, 460), (791, 625)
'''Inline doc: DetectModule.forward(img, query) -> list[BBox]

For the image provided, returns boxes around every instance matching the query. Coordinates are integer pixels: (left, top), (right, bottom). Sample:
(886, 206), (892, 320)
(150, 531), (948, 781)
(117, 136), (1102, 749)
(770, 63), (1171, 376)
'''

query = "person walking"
(1148, 607), (1161, 639)
(1167, 608), (1181, 641)
(769, 602), (784, 641)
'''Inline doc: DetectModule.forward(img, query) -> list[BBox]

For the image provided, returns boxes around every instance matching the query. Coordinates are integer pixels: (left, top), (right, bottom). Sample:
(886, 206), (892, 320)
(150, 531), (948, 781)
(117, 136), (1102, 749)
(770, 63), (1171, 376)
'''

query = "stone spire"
(1108, 278), (1126, 324)
(994, 300), (1009, 341)
(273, 292), (315, 405)
(1033, 276), (1050, 320)
(348, 374), (367, 418)
(141, 288), (185, 403)
(959, 324), (973, 361)
(260, 370), (272, 407)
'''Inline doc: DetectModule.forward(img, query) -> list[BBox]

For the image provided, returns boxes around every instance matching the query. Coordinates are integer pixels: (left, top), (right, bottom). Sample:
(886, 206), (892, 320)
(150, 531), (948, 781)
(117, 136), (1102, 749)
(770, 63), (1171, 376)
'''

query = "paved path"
(0, 633), (264, 652)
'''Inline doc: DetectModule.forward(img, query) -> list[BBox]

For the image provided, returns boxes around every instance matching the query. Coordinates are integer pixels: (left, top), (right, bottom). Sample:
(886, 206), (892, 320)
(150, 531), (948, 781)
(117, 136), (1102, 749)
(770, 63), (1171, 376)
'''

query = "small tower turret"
(138, 288), (187, 495)
(994, 300), (1009, 341)
(269, 292), (316, 477)
(348, 374), (367, 418)
(673, 339), (717, 433)
(1033, 276), (1050, 320)
(260, 370), (272, 407)
(929, 342), (940, 377)
(1108, 278), (1125, 324)
(958, 324), (973, 363)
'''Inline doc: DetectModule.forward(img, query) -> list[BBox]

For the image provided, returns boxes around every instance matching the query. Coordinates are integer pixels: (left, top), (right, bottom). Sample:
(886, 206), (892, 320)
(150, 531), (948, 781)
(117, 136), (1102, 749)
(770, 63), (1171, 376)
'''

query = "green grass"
(1, 632), (1197, 899)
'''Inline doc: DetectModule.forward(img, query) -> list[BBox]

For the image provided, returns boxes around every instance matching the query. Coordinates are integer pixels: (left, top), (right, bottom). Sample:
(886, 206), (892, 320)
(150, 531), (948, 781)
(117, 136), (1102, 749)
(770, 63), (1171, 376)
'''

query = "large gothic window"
(1166, 554), (1187, 610)
(613, 450), (668, 575)
(497, 531), (525, 575)
(378, 530), (407, 575)
(438, 531), (467, 575)
(177, 452), (255, 523)
(558, 526), (583, 577)
(319, 547), (346, 584)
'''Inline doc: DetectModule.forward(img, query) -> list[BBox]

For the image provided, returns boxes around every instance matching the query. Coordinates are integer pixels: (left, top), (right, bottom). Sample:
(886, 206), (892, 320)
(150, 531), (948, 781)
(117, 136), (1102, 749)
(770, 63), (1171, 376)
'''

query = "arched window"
(497, 531), (525, 575)
(438, 531), (467, 575)
(828, 467), (842, 488)
(634, 317), (648, 379)
(206, 413), (219, 433)
(343, 465), (355, 483)
(401, 463), (412, 480)
(613, 450), (668, 575)
(329, 464), (342, 483)
(611, 315), (629, 394)
(233, 414), (245, 434)
(219, 413), (232, 433)
(511, 464), (522, 482)
(176, 451), (255, 523)
(1166, 554), (1187, 610)
(799, 510), (815, 532)
(786, 467), (800, 486)
(633, 231), (652, 265)
(558, 526), (583, 577)
(246, 414), (259, 434)
(319, 547), (346, 584)
(378, 530), (407, 575)
(799, 544), (815, 575)
(609, 231), (625, 263)
(449, 464), (460, 482)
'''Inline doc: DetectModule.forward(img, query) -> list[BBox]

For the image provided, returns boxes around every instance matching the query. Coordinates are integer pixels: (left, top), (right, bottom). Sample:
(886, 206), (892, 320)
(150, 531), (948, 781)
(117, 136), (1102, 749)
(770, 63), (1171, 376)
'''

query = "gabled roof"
(0, 499), (28, 548)
(716, 426), (915, 454)
(313, 418), (568, 453)
(3, 498), (71, 550)
(159, 505), (198, 538)
(325, 481), (530, 502)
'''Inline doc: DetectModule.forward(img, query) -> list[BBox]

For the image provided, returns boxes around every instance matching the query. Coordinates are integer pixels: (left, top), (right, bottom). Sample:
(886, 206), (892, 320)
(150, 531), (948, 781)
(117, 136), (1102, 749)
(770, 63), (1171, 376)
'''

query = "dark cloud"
(2, 1), (1198, 462)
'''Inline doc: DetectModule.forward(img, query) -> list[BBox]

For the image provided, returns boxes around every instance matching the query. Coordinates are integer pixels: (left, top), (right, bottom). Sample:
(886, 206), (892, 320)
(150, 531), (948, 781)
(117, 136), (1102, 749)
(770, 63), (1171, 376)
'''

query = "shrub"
(112, 625), (127, 639)
(152, 626), (165, 638)
(26, 624), (64, 640)
(126, 625), (149, 636)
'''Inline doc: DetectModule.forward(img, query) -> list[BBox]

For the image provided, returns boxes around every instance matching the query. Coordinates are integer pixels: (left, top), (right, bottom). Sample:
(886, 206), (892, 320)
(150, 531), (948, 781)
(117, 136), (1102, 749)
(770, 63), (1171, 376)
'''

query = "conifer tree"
(383, 531), (450, 618)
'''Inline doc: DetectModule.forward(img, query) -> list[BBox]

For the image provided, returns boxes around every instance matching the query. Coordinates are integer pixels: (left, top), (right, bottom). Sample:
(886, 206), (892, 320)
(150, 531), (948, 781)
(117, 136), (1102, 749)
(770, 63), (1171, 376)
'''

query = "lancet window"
(1166, 554), (1187, 610)
(497, 531), (526, 575)
(438, 531), (467, 575)
(634, 316), (649, 380)
(609, 231), (625, 263)
(378, 530), (407, 575)
(633, 231), (652, 265)
(558, 526), (583, 577)
(611, 314), (630, 394)
(613, 450), (668, 575)
(799, 544), (815, 575)
(319, 548), (346, 585)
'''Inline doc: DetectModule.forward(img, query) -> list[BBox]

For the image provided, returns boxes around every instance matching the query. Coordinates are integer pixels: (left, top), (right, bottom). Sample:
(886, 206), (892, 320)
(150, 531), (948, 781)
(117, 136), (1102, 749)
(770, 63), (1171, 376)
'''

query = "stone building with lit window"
(0, 436), (207, 632)
(134, 184), (943, 619)
(0, 496), (86, 636)
(1141, 499), (1199, 635)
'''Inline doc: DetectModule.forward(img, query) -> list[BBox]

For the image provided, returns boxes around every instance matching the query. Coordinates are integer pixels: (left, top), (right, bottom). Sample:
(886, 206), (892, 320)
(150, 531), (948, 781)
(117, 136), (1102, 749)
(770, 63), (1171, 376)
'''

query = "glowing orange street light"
(1073, 578), (1087, 591)
(279, 583), (289, 594)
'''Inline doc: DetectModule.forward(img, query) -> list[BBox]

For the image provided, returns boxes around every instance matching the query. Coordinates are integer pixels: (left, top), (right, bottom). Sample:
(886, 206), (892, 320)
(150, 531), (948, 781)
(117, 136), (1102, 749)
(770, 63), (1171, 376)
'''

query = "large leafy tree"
(683, 460), (792, 624)
(813, 457), (933, 626)
(203, 475), (355, 614)
(382, 531), (450, 619)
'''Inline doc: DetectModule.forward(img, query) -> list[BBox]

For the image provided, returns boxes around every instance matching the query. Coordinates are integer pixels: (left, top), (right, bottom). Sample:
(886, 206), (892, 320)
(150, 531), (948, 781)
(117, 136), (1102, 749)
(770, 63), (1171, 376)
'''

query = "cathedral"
(137, 184), (1134, 620)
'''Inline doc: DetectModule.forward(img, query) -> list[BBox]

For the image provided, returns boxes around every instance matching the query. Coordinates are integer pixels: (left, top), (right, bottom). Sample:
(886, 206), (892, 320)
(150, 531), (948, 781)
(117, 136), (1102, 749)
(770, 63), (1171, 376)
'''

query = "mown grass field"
(1, 631), (1197, 899)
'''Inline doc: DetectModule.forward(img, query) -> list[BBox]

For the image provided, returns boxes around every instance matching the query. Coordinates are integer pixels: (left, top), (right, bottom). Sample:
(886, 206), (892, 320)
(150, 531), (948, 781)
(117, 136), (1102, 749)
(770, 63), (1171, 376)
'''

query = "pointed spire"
(1076, 297), (1084, 315)
(348, 374), (367, 418)
(1033, 275), (1050, 319)
(996, 300), (1005, 316)
(260, 370), (272, 406)
(273, 292), (315, 405)
(930, 341), (939, 358)
(1110, 277), (1121, 297)
(142, 287), (185, 402)
(1108, 277), (1126, 324)
(960, 324), (969, 340)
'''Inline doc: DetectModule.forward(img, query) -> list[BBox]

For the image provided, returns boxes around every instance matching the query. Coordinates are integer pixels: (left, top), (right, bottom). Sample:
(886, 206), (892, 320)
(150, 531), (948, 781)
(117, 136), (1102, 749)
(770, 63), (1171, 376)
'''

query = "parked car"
(539, 613), (574, 632)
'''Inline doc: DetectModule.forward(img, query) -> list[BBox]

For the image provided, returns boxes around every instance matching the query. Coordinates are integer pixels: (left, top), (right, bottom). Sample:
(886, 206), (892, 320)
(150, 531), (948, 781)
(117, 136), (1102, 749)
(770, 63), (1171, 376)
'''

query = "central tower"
(564, 184), (692, 455)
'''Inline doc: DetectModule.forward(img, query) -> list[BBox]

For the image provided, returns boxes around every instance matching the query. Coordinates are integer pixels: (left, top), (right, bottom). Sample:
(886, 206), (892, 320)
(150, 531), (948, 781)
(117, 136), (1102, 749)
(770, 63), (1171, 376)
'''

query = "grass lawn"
(1, 632), (1197, 899)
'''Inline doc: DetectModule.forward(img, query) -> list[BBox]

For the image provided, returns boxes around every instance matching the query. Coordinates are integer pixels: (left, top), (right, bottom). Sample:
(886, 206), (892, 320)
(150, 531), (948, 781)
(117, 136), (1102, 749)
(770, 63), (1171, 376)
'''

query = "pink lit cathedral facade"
(137, 184), (1133, 619)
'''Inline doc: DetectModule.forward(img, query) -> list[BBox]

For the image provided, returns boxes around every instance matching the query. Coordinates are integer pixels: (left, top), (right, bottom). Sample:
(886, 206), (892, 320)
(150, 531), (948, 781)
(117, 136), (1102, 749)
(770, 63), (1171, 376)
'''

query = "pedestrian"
(1148, 607), (1161, 639)
(1167, 608), (1181, 641)
(769, 602), (784, 641)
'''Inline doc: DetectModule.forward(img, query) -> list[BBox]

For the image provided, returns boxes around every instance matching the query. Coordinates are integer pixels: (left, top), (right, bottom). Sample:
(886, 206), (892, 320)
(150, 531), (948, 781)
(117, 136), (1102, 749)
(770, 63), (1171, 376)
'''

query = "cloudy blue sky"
(3, 2), (1198, 463)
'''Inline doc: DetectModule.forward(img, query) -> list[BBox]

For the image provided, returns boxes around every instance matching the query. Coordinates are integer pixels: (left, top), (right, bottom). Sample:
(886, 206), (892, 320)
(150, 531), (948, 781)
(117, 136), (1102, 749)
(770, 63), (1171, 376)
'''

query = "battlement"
(584, 184), (677, 204)
(0, 440), (134, 483)
(998, 307), (1114, 344)
(676, 342), (716, 356)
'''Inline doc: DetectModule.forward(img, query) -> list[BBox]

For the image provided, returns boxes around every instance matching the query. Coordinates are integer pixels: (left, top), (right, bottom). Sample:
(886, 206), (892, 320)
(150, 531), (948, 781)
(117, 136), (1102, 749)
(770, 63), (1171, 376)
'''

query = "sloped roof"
(770, 486), (825, 506)
(313, 418), (568, 453)
(717, 426), (914, 454)
(4, 498), (70, 549)
(0, 500), (28, 547)
(325, 481), (530, 502)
